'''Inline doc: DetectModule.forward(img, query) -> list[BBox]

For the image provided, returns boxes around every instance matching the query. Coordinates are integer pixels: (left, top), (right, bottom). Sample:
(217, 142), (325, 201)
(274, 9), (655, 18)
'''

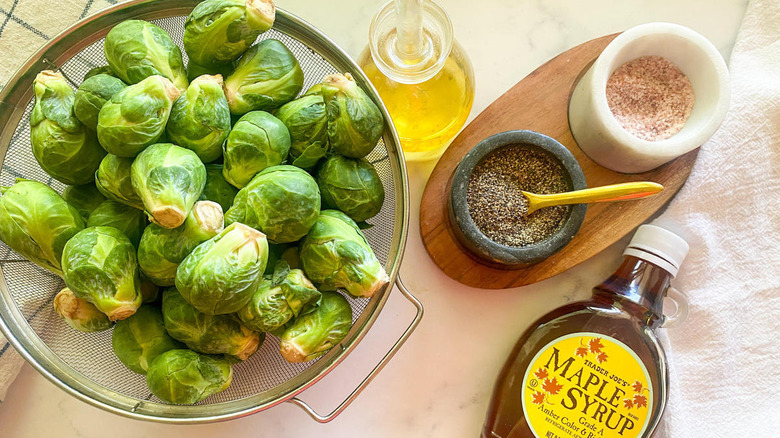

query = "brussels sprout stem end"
(151, 206), (187, 229)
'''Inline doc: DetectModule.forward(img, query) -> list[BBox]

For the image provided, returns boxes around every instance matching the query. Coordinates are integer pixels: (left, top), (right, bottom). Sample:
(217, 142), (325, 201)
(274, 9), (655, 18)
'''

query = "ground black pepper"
(467, 145), (570, 247)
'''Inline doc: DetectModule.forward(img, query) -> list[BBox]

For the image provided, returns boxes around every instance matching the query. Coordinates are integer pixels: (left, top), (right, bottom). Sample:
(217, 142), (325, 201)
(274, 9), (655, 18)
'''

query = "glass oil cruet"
(358, 0), (475, 161)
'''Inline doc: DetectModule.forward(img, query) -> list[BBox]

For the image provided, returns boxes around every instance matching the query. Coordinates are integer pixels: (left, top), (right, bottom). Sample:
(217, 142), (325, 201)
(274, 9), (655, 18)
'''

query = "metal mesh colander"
(0, 0), (417, 423)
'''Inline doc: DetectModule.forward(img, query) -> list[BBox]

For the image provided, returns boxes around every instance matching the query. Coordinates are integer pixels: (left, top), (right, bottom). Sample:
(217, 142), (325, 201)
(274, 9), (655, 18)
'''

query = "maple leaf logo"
(633, 381), (643, 393)
(575, 347), (588, 358)
(532, 391), (546, 405)
(623, 398), (634, 409)
(633, 394), (648, 408)
(589, 338), (604, 354)
(534, 368), (549, 380)
(542, 378), (563, 395)
(596, 352), (608, 364)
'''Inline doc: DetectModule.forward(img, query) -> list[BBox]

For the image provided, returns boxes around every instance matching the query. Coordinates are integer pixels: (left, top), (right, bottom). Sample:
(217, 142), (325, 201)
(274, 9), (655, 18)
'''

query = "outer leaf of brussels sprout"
(61, 226), (142, 321)
(316, 154), (385, 222)
(275, 93), (329, 169)
(146, 349), (233, 404)
(97, 75), (181, 157)
(175, 222), (268, 315)
(0, 179), (85, 276)
(224, 39), (304, 115)
(321, 73), (384, 158)
(224, 165), (320, 243)
(86, 200), (148, 248)
(104, 20), (189, 90)
(138, 200), (223, 287)
(131, 143), (207, 229)
(30, 71), (107, 185)
(166, 75), (231, 163)
(53, 287), (113, 332)
(199, 164), (239, 213)
(184, 0), (275, 68)
(279, 291), (352, 362)
(112, 305), (184, 374)
(139, 273), (160, 303)
(299, 210), (389, 298)
(162, 287), (261, 360)
(62, 183), (106, 222)
(84, 65), (117, 80)
(95, 154), (144, 210)
(222, 111), (290, 188)
(74, 74), (127, 130)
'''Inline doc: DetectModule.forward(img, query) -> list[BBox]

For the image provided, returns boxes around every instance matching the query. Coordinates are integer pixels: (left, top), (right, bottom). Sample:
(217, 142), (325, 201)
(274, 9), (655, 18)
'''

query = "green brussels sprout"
(62, 226), (142, 321)
(175, 222), (268, 315)
(139, 273), (160, 303)
(321, 73), (384, 158)
(184, 0), (275, 68)
(224, 39), (304, 115)
(264, 242), (301, 275)
(279, 291), (352, 362)
(73, 74), (127, 130)
(238, 262), (321, 333)
(187, 60), (235, 83)
(224, 165), (320, 243)
(53, 287), (113, 332)
(112, 305), (184, 374)
(86, 200), (147, 247)
(30, 71), (106, 185)
(162, 287), (261, 360)
(146, 349), (233, 404)
(0, 180), (85, 276)
(316, 155), (385, 222)
(104, 20), (189, 90)
(299, 210), (389, 298)
(138, 200), (223, 286)
(84, 65), (117, 80)
(62, 183), (106, 222)
(97, 75), (182, 157)
(166, 75), (231, 163)
(222, 111), (290, 188)
(131, 143), (207, 229)
(199, 164), (239, 213)
(95, 154), (144, 210)
(274, 89), (329, 169)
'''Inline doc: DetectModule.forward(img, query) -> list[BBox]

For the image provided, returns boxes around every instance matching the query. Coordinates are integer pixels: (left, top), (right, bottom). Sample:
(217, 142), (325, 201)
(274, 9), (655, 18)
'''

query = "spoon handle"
(524, 182), (664, 213)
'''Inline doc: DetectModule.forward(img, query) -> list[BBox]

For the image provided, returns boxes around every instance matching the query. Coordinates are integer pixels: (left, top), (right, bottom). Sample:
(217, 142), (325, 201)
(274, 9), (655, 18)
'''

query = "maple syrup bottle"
(482, 224), (689, 438)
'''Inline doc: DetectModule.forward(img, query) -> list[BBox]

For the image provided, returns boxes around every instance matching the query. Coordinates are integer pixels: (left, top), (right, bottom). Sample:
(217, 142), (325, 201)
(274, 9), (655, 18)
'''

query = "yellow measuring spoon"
(522, 182), (664, 215)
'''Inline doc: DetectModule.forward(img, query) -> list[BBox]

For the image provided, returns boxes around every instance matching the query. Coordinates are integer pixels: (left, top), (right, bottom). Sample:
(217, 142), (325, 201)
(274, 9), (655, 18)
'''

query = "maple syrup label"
(521, 333), (652, 438)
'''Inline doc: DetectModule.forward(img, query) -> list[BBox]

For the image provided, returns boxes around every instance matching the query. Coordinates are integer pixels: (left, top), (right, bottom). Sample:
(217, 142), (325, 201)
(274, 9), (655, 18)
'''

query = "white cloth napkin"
(654, 0), (780, 436)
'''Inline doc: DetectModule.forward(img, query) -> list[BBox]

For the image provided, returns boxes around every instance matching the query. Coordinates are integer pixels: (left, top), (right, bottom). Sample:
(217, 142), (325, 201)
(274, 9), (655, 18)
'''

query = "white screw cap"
(622, 224), (689, 277)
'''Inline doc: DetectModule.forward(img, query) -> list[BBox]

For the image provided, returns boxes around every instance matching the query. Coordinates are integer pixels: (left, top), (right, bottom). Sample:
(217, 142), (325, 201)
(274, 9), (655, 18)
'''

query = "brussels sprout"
(138, 200), (223, 286)
(0, 180), (85, 276)
(199, 164), (239, 212)
(224, 165), (320, 243)
(224, 39), (304, 115)
(104, 20), (189, 90)
(84, 65), (117, 80)
(299, 210), (389, 298)
(86, 200), (147, 247)
(279, 291), (352, 362)
(264, 242), (300, 275)
(73, 74), (127, 130)
(166, 75), (231, 163)
(316, 155), (385, 222)
(131, 143), (207, 229)
(139, 273), (161, 303)
(162, 287), (261, 360)
(321, 73), (384, 158)
(146, 349), (233, 404)
(30, 71), (106, 185)
(62, 183), (106, 222)
(62, 226), (142, 321)
(184, 0), (275, 68)
(222, 111), (290, 188)
(187, 60), (235, 83)
(275, 89), (329, 169)
(53, 287), (113, 332)
(175, 222), (268, 315)
(97, 75), (182, 157)
(95, 154), (144, 210)
(112, 305), (184, 374)
(238, 262), (320, 333)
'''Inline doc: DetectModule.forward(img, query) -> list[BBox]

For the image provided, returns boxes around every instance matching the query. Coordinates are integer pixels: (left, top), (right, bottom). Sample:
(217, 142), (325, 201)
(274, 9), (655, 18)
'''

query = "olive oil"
(483, 225), (689, 438)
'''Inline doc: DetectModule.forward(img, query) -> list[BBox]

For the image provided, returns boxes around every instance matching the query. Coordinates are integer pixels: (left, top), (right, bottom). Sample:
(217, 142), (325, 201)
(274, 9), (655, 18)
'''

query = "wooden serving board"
(419, 33), (698, 289)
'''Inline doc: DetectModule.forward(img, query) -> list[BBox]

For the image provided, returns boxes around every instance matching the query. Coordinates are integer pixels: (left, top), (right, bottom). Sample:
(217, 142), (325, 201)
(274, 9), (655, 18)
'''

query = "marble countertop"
(0, 0), (748, 436)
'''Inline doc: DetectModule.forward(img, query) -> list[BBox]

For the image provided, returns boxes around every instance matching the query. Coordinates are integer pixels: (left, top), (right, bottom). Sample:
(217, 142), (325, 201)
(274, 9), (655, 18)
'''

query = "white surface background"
(0, 0), (749, 436)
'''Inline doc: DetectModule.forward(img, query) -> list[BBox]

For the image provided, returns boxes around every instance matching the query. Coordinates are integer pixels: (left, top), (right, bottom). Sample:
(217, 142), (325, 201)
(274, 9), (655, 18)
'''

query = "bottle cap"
(623, 224), (689, 277)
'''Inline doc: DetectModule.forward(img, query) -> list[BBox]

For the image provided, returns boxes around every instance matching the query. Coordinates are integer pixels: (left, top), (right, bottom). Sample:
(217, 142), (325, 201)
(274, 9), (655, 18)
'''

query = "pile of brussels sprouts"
(0, 0), (391, 405)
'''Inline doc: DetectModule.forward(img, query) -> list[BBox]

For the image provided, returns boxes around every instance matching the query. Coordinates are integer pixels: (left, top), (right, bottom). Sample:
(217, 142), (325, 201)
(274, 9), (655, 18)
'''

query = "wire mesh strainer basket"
(0, 0), (422, 423)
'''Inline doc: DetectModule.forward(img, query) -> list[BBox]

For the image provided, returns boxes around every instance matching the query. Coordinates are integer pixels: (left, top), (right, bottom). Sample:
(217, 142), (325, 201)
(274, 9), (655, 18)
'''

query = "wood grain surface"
(419, 33), (698, 289)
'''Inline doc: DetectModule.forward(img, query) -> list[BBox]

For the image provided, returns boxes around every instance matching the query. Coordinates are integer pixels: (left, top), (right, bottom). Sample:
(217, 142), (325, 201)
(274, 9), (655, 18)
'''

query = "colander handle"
(287, 275), (423, 422)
